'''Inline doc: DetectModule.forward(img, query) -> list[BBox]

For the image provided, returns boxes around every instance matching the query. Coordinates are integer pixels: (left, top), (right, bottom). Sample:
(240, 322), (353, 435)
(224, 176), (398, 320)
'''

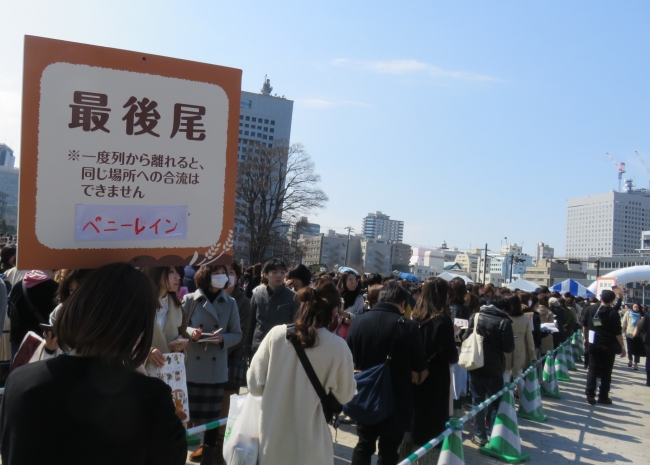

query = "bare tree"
(235, 142), (328, 264)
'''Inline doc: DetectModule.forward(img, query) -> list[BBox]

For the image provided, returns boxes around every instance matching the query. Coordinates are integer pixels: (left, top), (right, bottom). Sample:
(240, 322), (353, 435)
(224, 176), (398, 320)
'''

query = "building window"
(244, 131), (249, 135)
(270, 128), (274, 133)
(269, 136), (273, 140)
(239, 115), (243, 120)
(239, 130), (242, 135)
(271, 120), (275, 125)
(252, 117), (257, 122)
(245, 116), (250, 121)
(263, 127), (268, 132)
(263, 135), (267, 139)
(264, 119), (269, 124)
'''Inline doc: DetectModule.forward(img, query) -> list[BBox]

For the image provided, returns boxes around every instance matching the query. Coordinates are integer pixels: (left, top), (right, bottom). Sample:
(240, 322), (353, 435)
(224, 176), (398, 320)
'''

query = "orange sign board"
(18, 36), (241, 269)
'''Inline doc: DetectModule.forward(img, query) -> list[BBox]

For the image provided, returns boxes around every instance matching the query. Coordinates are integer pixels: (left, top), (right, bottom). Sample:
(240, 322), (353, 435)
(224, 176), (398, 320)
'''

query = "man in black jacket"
(347, 283), (427, 465)
(462, 295), (515, 446)
(582, 289), (626, 405)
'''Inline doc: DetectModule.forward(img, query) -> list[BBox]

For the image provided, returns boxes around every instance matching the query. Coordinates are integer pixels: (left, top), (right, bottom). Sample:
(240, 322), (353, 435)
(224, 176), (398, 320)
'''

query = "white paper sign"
(454, 318), (469, 329)
(36, 62), (228, 250)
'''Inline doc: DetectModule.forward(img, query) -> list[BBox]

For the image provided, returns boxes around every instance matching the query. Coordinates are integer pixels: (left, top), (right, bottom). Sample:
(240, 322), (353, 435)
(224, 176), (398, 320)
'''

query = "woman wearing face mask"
(182, 265), (242, 465)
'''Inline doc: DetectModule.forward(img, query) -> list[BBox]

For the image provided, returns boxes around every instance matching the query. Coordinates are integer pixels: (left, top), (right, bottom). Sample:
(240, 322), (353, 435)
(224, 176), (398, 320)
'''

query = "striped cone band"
(541, 354), (561, 398)
(438, 420), (465, 465)
(479, 388), (531, 463)
(565, 342), (577, 371)
(517, 366), (548, 422)
(554, 345), (571, 382)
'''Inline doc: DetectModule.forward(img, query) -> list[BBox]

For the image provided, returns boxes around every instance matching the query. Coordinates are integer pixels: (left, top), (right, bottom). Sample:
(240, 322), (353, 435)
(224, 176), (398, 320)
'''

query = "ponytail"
(289, 284), (340, 349)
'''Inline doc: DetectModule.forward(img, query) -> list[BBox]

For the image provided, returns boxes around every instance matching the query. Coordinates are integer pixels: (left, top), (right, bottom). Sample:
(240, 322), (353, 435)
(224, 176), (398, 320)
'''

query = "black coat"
(0, 356), (187, 465)
(463, 306), (515, 378)
(450, 303), (472, 346)
(8, 278), (58, 344)
(405, 314), (459, 446)
(346, 303), (427, 431)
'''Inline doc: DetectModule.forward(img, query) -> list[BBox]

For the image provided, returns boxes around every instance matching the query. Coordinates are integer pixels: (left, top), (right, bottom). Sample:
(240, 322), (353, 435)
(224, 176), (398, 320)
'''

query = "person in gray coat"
(245, 258), (300, 358)
(182, 264), (242, 465)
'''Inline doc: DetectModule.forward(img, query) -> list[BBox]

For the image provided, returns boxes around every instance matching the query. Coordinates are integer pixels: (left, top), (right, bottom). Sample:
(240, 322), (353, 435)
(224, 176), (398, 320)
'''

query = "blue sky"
(2, 1), (650, 256)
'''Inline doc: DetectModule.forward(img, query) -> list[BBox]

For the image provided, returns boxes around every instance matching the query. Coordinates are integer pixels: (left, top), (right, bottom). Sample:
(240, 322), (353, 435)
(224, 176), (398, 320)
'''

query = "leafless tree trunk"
(235, 142), (328, 264)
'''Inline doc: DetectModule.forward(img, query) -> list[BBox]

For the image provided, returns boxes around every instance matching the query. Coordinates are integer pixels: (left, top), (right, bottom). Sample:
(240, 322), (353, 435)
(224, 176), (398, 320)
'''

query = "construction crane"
(606, 152), (626, 192)
(635, 151), (650, 175)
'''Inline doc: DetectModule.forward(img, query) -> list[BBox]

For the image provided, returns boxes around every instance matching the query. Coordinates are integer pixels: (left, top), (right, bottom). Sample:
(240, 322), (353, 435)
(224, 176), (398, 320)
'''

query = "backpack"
(343, 318), (403, 425)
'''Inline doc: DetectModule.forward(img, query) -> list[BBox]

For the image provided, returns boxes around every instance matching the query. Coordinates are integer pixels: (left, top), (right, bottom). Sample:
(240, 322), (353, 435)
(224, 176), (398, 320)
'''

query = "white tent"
(504, 279), (539, 292)
(438, 272), (472, 284)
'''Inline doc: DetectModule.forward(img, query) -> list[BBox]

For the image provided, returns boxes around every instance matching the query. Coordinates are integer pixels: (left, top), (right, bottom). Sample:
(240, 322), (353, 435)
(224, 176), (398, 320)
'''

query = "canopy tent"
(503, 279), (540, 292)
(551, 279), (595, 298)
(337, 266), (359, 275)
(438, 272), (472, 284)
(393, 271), (420, 283)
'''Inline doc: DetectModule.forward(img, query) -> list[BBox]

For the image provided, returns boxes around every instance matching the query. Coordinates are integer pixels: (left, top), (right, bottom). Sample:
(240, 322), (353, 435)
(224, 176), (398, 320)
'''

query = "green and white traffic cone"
(479, 386), (531, 463)
(517, 365), (548, 423)
(554, 345), (572, 382)
(438, 418), (465, 465)
(541, 353), (561, 399)
(572, 335), (583, 365)
(565, 342), (577, 371)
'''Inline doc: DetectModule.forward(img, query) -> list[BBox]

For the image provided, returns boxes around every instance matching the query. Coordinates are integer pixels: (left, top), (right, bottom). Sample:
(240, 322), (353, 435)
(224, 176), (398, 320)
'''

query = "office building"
(233, 77), (294, 262)
(390, 242), (412, 272)
(300, 230), (361, 271)
(362, 211), (404, 243)
(535, 242), (554, 264)
(523, 258), (587, 287)
(0, 167), (19, 229)
(360, 238), (392, 275)
(0, 144), (15, 168)
(566, 184), (650, 258)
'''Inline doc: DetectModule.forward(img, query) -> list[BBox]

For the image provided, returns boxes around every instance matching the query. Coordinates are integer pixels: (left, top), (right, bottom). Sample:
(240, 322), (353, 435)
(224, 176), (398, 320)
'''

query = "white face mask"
(211, 274), (229, 289)
(228, 276), (236, 287)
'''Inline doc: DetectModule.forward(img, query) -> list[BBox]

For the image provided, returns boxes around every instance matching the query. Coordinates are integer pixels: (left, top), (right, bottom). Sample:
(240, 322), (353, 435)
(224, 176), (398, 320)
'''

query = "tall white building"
(566, 187), (650, 258)
(362, 211), (404, 243)
(233, 78), (294, 262)
(535, 242), (554, 264)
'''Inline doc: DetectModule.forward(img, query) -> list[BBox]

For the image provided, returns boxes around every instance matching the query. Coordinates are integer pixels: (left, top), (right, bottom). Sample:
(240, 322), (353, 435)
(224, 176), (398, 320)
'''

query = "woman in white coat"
(142, 267), (188, 369)
(248, 281), (356, 465)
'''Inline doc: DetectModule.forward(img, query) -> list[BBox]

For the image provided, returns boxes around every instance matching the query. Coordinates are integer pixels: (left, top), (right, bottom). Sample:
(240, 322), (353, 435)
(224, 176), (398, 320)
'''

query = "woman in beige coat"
(537, 294), (555, 355)
(504, 296), (537, 383)
(142, 267), (188, 368)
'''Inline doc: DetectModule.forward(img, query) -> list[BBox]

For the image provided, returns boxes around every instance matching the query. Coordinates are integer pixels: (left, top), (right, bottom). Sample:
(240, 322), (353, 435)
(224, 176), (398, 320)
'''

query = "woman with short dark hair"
(247, 282), (356, 465)
(285, 263), (311, 292)
(0, 263), (187, 465)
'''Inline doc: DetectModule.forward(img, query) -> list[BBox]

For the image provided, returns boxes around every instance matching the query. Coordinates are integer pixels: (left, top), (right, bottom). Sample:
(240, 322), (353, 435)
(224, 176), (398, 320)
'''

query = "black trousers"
(585, 346), (616, 399)
(625, 337), (641, 363)
(352, 422), (404, 465)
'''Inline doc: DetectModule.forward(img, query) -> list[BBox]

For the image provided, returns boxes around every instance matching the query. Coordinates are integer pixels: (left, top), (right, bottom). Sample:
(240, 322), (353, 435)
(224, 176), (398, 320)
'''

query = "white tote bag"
(223, 393), (261, 465)
(458, 314), (484, 370)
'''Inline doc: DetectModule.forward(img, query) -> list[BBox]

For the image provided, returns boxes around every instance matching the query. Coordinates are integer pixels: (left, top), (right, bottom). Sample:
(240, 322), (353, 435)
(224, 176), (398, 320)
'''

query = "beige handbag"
(458, 314), (484, 370)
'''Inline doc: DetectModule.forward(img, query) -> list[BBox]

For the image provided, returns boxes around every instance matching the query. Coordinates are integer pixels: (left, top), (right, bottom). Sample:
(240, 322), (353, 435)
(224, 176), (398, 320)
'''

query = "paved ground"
(188, 356), (649, 464)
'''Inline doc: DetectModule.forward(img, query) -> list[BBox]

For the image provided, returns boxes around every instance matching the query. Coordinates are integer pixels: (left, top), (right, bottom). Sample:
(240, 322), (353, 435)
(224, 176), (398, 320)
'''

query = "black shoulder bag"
(286, 325), (343, 426)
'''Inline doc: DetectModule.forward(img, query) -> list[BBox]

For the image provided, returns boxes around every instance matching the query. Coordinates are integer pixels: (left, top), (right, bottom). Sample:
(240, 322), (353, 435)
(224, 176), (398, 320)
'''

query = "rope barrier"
(396, 336), (576, 464)
(186, 418), (228, 436)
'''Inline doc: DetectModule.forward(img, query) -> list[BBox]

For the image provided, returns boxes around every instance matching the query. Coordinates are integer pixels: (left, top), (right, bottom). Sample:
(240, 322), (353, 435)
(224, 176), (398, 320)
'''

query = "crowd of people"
(0, 250), (647, 465)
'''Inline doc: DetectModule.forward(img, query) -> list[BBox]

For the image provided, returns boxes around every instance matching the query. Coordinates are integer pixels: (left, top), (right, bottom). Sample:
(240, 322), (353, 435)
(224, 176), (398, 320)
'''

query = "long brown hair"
(141, 266), (182, 306)
(288, 282), (340, 349)
(55, 263), (158, 370)
(411, 278), (450, 321)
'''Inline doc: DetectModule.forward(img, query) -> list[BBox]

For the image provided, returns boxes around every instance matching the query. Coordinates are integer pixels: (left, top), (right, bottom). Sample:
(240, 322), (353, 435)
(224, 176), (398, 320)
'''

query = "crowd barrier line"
(397, 335), (577, 465)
